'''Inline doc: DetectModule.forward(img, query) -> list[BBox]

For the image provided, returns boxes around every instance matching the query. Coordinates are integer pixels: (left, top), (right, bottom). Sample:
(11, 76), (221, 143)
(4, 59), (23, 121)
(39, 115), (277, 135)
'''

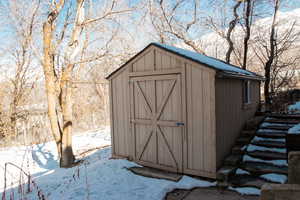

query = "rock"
(288, 151), (300, 184)
(261, 183), (300, 200)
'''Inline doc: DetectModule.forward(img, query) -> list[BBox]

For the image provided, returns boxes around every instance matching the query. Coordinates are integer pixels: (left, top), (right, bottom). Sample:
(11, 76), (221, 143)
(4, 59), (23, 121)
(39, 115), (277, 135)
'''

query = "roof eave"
(216, 71), (265, 81)
(106, 42), (265, 81)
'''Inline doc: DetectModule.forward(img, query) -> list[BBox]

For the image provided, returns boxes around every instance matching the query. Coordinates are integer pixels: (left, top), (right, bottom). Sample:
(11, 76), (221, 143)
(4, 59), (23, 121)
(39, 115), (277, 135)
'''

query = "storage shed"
(106, 43), (264, 178)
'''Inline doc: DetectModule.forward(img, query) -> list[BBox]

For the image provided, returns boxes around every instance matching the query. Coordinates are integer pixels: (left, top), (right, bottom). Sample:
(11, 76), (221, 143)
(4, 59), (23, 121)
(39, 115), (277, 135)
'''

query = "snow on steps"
(247, 144), (286, 154)
(259, 122), (294, 130)
(251, 136), (285, 143)
(260, 173), (287, 184)
(216, 114), (295, 194)
(243, 155), (287, 167)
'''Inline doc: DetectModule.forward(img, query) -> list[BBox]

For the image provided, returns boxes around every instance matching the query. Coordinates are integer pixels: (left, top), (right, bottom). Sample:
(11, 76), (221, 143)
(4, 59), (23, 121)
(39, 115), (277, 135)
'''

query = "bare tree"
(250, 0), (300, 108)
(42, 0), (134, 167)
(148, 0), (206, 53)
(263, 0), (280, 107)
(0, 0), (41, 141)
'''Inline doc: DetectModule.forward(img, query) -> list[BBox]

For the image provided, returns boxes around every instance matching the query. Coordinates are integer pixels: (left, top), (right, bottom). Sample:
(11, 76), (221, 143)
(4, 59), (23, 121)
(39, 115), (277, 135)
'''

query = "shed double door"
(130, 73), (185, 173)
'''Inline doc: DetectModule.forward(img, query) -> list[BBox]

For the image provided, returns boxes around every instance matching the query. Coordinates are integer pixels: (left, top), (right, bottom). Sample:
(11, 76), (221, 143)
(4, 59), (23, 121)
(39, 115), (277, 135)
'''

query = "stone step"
(266, 113), (300, 119)
(241, 162), (288, 175)
(216, 166), (237, 182)
(229, 175), (268, 189)
(264, 118), (299, 124)
(251, 140), (286, 148)
(224, 154), (242, 166)
(232, 145), (247, 155)
(128, 166), (182, 182)
(236, 136), (253, 145)
(241, 130), (256, 137)
(247, 151), (286, 160)
(260, 126), (291, 131)
(256, 131), (286, 139)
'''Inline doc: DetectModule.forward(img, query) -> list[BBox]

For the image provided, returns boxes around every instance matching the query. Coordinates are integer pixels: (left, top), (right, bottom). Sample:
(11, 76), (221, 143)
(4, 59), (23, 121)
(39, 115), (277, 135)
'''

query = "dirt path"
(165, 187), (259, 200)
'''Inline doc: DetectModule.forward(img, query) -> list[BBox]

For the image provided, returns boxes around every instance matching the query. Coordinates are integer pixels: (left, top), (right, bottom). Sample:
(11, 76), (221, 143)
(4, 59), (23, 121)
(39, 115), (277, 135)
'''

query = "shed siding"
(109, 44), (261, 179)
(131, 48), (183, 72)
(111, 67), (131, 158)
(110, 46), (183, 159)
(185, 64), (217, 177)
(215, 78), (260, 168)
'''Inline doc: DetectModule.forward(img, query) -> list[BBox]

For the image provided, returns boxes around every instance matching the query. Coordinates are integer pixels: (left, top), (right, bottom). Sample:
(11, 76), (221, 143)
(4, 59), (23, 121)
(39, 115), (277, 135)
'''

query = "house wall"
(215, 78), (260, 168)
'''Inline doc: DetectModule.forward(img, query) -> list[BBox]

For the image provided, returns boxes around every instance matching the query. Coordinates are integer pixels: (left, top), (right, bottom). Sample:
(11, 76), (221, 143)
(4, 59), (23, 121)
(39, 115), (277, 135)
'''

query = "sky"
(0, 0), (300, 78)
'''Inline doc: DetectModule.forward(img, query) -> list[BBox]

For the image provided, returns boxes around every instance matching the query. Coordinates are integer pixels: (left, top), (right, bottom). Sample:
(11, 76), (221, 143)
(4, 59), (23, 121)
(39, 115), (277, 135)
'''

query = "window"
(243, 80), (251, 104)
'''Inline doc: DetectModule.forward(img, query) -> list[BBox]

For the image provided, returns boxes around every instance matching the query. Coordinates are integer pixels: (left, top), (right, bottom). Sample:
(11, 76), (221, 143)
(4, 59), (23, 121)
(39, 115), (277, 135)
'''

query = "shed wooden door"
(130, 74), (184, 172)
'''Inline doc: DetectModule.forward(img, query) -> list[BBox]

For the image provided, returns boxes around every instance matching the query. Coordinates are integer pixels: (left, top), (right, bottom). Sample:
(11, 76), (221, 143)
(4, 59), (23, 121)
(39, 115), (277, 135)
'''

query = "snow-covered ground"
(288, 101), (300, 114)
(0, 127), (218, 200)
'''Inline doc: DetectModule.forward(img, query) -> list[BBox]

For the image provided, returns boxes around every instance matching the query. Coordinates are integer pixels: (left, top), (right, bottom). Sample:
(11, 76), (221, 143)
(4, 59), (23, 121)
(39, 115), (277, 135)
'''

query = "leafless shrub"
(2, 162), (47, 200)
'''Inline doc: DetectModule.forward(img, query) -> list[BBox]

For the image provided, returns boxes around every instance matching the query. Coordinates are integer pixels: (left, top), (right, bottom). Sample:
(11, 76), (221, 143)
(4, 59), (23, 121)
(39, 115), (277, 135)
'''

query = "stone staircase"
(217, 114), (300, 191)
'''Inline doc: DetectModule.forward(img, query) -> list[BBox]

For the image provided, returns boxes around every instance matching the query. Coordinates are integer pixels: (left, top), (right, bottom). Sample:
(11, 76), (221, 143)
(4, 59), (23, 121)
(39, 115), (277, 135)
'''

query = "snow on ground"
(0, 126), (217, 200)
(229, 186), (261, 196)
(288, 101), (300, 113)
(260, 174), (287, 184)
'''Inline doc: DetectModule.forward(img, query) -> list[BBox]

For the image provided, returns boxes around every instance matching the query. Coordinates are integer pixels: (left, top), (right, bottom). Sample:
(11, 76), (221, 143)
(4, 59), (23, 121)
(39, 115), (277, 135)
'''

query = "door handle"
(176, 122), (185, 126)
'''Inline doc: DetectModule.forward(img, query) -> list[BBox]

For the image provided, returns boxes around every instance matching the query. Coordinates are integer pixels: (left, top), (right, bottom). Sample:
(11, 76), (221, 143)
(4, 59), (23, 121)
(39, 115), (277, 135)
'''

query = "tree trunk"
(43, 21), (63, 156)
(225, 1), (241, 63)
(242, 0), (252, 69)
(264, 62), (271, 107)
(59, 67), (75, 167)
(9, 99), (17, 140)
(264, 0), (280, 110)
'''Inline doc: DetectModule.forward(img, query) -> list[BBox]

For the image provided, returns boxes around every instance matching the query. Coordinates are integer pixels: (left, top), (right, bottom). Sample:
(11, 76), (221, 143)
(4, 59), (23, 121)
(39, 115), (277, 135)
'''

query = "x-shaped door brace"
(132, 79), (179, 169)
